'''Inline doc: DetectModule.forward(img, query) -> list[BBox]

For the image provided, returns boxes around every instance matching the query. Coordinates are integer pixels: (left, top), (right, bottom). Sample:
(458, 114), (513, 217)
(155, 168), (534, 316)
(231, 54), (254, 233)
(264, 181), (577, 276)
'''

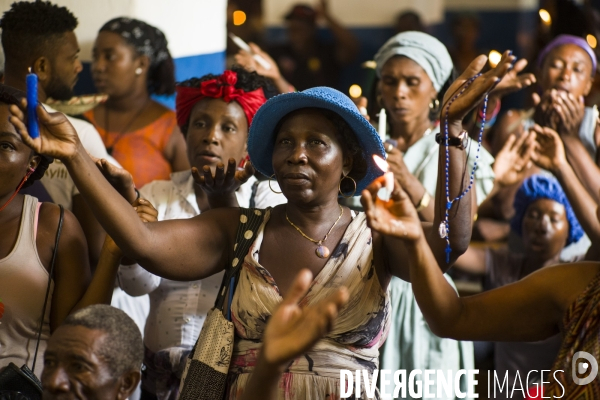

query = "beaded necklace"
(438, 74), (488, 263)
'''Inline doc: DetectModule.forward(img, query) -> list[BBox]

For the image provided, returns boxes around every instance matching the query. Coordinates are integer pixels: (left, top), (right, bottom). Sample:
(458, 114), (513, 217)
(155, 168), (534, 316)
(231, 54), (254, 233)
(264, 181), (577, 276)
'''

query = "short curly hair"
(62, 305), (143, 376)
(0, 84), (52, 188)
(177, 65), (270, 135)
(1, 1), (78, 70)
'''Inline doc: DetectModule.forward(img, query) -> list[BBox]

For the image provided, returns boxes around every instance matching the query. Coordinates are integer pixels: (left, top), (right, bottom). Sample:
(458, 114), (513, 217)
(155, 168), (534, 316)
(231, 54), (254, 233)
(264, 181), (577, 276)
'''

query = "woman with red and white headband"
(95, 66), (286, 399)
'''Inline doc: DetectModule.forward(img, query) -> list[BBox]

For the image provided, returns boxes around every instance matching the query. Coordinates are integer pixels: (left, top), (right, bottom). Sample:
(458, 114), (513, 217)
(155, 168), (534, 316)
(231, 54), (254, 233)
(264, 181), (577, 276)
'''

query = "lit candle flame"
(488, 50), (502, 68)
(373, 155), (394, 201)
(349, 84), (362, 98)
(373, 154), (389, 172)
(587, 34), (597, 49)
(539, 9), (551, 26)
(233, 10), (246, 26)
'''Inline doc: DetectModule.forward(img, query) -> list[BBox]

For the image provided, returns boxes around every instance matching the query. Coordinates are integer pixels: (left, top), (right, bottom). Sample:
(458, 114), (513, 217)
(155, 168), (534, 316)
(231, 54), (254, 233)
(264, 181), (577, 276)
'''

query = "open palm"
(361, 176), (423, 242)
(531, 125), (567, 172)
(443, 51), (516, 126)
(493, 132), (535, 186)
(192, 159), (255, 197)
(489, 58), (535, 98)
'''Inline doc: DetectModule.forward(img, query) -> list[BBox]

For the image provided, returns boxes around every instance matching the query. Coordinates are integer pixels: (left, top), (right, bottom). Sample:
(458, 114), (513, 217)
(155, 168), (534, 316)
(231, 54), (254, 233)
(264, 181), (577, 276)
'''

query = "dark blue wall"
(265, 10), (537, 109)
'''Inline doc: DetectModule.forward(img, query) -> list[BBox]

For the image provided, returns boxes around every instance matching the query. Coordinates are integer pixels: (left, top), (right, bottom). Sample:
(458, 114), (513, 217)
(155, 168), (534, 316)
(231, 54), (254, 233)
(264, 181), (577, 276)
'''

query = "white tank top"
(0, 195), (53, 378)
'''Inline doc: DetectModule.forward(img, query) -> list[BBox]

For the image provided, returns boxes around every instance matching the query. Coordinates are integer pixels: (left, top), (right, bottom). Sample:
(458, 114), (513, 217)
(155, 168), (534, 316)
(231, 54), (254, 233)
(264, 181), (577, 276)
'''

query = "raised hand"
(530, 124), (567, 172)
(192, 158), (255, 208)
(489, 58), (536, 99)
(315, 0), (330, 19)
(260, 269), (348, 366)
(493, 131), (535, 187)
(443, 51), (517, 128)
(93, 157), (137, 203)
(8, 99), (81, 160)
(360, 175), (424, 241)
(234, 43), (281, 81)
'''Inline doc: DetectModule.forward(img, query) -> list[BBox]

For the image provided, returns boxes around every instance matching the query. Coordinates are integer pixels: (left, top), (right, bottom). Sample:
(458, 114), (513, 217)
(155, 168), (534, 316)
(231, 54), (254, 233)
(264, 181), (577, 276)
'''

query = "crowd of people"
(1, 1), (600, 400)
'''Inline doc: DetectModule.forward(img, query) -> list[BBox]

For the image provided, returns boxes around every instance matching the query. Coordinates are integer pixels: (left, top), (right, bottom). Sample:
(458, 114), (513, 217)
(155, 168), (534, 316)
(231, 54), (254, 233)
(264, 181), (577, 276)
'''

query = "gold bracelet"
(416, 191), (431, 212)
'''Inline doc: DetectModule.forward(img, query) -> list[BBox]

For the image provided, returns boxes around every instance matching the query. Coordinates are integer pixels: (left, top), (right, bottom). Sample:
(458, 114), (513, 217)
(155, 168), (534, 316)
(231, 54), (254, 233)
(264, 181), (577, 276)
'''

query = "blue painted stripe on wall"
(154, 51), (226, 109)
(74, 51), (226, 110)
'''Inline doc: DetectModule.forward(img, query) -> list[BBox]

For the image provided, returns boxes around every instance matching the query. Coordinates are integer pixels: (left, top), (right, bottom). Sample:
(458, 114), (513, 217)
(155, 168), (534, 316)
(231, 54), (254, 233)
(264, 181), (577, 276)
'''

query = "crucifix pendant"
(438, 221), (448, 239)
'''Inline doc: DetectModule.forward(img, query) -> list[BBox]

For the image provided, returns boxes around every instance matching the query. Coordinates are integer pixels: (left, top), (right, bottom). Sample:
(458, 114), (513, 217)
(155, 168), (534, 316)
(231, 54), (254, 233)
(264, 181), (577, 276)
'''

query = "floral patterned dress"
(227, 210), (390, 400)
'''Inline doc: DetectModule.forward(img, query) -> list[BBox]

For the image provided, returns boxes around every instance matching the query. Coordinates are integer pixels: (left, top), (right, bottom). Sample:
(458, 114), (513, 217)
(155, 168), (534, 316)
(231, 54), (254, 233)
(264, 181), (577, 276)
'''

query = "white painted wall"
(0, 0), (227, 61)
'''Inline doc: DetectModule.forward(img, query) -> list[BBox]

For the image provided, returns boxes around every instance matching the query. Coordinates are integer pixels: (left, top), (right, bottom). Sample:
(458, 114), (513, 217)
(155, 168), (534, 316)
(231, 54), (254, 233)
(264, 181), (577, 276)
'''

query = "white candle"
(378, 108), (387, 143)
(373, 155), (394, 202)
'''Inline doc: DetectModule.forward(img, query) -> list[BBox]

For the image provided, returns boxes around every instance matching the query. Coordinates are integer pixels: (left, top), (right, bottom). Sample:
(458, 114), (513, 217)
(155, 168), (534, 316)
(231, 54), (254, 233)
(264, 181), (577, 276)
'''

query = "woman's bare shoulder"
(535, 261), (600, 312)
(38, 202), (81, 240)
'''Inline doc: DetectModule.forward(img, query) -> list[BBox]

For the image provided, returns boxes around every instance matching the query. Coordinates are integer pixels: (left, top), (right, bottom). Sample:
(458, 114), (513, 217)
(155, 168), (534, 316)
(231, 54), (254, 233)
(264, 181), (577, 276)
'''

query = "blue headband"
(511, 175), (583, 246)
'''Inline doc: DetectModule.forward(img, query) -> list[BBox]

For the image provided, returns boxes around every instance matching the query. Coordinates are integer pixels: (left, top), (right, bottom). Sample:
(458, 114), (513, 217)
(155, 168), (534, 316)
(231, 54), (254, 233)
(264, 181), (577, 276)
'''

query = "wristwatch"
(435, 130), (469, 150)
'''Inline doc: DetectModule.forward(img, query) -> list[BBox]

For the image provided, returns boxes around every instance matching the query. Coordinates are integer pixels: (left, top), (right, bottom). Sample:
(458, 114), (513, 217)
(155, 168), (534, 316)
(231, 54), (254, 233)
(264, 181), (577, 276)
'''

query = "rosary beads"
(439, 74), (488, 263)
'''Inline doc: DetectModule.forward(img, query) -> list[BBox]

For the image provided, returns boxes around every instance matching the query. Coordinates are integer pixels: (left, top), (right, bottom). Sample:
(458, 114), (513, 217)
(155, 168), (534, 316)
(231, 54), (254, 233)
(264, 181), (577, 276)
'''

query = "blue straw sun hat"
(247, 87), (386, 194)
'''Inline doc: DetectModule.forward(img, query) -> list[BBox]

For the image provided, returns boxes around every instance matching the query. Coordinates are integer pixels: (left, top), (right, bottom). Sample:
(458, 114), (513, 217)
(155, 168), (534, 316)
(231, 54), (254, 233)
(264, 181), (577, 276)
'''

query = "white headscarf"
(374, 31), (453, 92)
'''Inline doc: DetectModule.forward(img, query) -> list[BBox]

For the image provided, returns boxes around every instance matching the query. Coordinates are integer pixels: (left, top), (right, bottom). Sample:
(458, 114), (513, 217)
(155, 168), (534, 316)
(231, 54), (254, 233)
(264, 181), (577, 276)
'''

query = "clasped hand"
(533, 89), (585, 137)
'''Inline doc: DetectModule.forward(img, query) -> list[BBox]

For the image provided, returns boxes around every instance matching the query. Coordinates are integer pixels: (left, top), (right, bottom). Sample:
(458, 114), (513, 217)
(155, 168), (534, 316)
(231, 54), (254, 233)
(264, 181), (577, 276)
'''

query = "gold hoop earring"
(339, 174), (357, 198)
(429, 99), (440, 110)
(268, 174), (282, 194)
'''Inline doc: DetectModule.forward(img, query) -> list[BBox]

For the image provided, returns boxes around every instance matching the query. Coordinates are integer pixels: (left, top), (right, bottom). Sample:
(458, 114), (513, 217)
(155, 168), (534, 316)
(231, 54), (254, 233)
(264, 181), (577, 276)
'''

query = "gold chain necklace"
(285, 205), (344, 259)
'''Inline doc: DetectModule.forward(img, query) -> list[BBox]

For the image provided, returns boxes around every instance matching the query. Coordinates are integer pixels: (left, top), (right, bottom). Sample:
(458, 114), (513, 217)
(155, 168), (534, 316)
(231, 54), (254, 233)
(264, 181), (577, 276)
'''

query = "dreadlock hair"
(177, 65), (271, 135)
(1, 1), (78, 71)
(0, 84), (52, 188)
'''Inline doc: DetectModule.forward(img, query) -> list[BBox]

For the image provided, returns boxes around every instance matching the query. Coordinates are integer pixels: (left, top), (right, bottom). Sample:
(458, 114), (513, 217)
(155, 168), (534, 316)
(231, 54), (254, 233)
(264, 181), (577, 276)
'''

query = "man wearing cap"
(267, 0), (359, 90)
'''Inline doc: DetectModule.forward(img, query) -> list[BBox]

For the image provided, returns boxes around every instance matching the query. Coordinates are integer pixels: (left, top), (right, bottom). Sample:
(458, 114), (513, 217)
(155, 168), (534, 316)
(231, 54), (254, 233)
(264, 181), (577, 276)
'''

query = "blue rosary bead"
(440, 73), (487, 262)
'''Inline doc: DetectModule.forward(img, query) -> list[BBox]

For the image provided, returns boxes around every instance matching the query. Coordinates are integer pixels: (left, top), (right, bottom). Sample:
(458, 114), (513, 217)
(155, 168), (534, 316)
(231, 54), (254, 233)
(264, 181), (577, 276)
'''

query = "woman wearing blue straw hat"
(10, 51), (516, 399)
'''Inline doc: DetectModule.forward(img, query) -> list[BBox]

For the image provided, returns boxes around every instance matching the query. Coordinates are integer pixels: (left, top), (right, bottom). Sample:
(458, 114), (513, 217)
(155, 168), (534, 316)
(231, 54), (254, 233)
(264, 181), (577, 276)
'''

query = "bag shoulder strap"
(213, 207), (268, 312)
(31, 204), (64, 372)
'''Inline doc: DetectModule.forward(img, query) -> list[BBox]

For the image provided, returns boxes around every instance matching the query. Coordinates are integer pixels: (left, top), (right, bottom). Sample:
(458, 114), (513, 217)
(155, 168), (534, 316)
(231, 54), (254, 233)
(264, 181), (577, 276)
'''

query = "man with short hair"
(1, 1), (110, 266)
(0, 1), (150, 336)
(42, 305), (143, 399)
